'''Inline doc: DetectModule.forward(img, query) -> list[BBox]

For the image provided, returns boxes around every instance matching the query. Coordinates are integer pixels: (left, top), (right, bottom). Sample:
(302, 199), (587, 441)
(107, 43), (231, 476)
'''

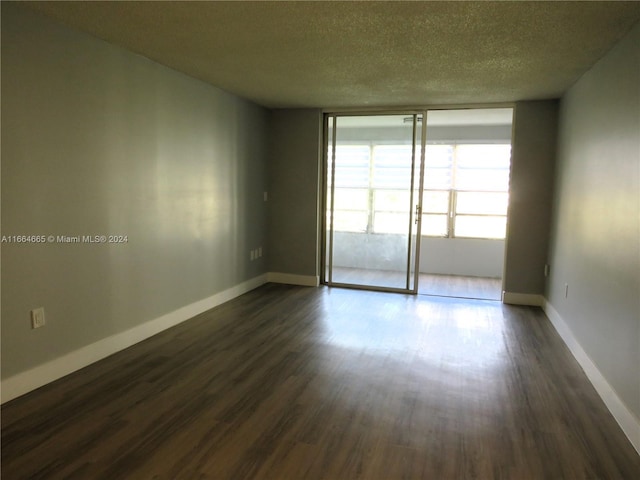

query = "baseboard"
(267, 272), (319, 287)
(0, 274), (268, 404)
(543, 300), (640, 455)
(502, 291), (545, 306)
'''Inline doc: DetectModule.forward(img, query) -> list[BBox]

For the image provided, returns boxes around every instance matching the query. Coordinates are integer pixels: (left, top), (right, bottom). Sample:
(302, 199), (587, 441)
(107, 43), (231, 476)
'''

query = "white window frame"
(331, 142), (511, 240)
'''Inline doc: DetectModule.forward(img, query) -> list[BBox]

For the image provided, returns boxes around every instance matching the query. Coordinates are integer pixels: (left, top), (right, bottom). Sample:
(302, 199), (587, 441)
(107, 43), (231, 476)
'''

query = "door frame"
(321, 110), (427, 294)
(320, 104), (515, 297)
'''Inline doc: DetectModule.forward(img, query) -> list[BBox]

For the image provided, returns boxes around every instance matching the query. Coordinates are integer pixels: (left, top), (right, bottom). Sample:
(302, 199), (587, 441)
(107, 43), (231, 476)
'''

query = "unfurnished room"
(1, 1), (639, 478)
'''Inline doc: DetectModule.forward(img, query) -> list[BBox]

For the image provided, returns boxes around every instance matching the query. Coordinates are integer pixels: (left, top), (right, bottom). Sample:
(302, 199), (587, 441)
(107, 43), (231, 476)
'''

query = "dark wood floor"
(331, 267), (502, 300)
(2, 284), (639, 479)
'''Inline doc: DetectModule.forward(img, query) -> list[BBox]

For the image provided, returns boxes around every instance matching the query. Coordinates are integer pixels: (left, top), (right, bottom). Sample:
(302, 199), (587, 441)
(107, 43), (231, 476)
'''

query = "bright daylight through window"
(330, 143), (511, 239)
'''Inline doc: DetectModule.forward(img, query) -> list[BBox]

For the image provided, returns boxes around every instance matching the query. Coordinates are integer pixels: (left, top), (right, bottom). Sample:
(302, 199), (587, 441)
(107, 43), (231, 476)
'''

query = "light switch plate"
(31, 307), (45, 329)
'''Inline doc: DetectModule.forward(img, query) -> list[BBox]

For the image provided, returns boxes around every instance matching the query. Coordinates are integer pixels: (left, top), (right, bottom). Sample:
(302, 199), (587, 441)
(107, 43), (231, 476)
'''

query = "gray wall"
(504, 101), (558, 295)
(268, 109), (322, 277)
(1, 4), (269, 379)
(336, 125), (512, 143)
(547, 23), (640, 419)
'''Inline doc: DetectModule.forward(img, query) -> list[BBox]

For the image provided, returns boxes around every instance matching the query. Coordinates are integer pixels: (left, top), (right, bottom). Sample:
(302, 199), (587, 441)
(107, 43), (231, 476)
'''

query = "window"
(372, 145), (413, 234)
(420, 144), (511, 239)
(329, 145), (370, 232)
(329, 144), (416, 235)
(422, 145), (453, 236)
(328, 143), (511, 239)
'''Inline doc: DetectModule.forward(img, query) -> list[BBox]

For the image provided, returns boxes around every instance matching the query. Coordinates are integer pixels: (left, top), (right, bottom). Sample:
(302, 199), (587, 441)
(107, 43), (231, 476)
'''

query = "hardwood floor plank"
(330, 267), (503, 300)
(2, 284), (639, 479)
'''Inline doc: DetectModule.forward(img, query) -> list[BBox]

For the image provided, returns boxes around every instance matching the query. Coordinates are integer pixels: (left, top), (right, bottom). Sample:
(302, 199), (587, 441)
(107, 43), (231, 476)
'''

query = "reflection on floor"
(330, 267), (502, 300)
(419, 273), (502, 300)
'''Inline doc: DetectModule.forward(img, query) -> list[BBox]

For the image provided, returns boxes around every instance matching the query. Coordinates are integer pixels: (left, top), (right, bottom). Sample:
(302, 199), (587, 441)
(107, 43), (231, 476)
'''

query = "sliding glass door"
(419, 108), (513, 300)
(324, 114), (424, 293)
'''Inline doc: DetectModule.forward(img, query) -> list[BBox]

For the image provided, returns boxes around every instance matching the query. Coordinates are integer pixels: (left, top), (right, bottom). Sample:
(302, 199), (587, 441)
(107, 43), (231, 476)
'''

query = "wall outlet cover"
(31, 308), (45, 329)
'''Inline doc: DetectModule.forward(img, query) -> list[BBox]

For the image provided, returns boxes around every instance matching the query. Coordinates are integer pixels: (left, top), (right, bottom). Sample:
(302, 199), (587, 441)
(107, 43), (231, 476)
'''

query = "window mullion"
(368, 144), (375, 234)
(449, 189), (457, 238)
(449, 145), (458, 238)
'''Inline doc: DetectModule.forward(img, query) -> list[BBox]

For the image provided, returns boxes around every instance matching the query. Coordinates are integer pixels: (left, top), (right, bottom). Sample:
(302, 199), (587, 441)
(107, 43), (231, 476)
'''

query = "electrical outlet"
(31, 307), (45, 329)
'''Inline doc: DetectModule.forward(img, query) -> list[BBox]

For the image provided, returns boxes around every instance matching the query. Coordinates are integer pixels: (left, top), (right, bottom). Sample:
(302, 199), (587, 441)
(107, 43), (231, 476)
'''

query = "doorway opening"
(322, 108), (514, 300)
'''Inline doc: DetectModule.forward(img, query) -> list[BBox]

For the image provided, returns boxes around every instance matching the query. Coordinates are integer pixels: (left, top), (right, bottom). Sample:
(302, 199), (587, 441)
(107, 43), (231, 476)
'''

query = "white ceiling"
(20, 1), (640, 109)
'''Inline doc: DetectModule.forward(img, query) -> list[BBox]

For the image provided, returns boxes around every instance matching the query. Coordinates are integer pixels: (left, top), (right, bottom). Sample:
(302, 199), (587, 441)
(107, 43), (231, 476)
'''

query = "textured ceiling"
(21, 1), (640, 109)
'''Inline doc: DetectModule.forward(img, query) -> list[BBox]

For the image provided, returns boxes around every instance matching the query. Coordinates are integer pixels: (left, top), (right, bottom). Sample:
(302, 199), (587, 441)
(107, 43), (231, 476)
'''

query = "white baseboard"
(1, 274), (268, 404)
(502, 291), (545, 306)
(543, 300), (640, 455)
(267, 272), (319, 287)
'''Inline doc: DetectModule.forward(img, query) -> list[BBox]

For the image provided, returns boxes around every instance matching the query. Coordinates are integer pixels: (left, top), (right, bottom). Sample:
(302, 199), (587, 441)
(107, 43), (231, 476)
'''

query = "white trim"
(1, 274), (268, 404)
(543, 300), (640, 455)
(501, 291), (544, 306)
(267, 272), (319, 287)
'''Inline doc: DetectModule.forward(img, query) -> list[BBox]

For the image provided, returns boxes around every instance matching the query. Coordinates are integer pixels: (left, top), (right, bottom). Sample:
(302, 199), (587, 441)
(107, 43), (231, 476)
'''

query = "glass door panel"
(324, 114), (423, 292)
